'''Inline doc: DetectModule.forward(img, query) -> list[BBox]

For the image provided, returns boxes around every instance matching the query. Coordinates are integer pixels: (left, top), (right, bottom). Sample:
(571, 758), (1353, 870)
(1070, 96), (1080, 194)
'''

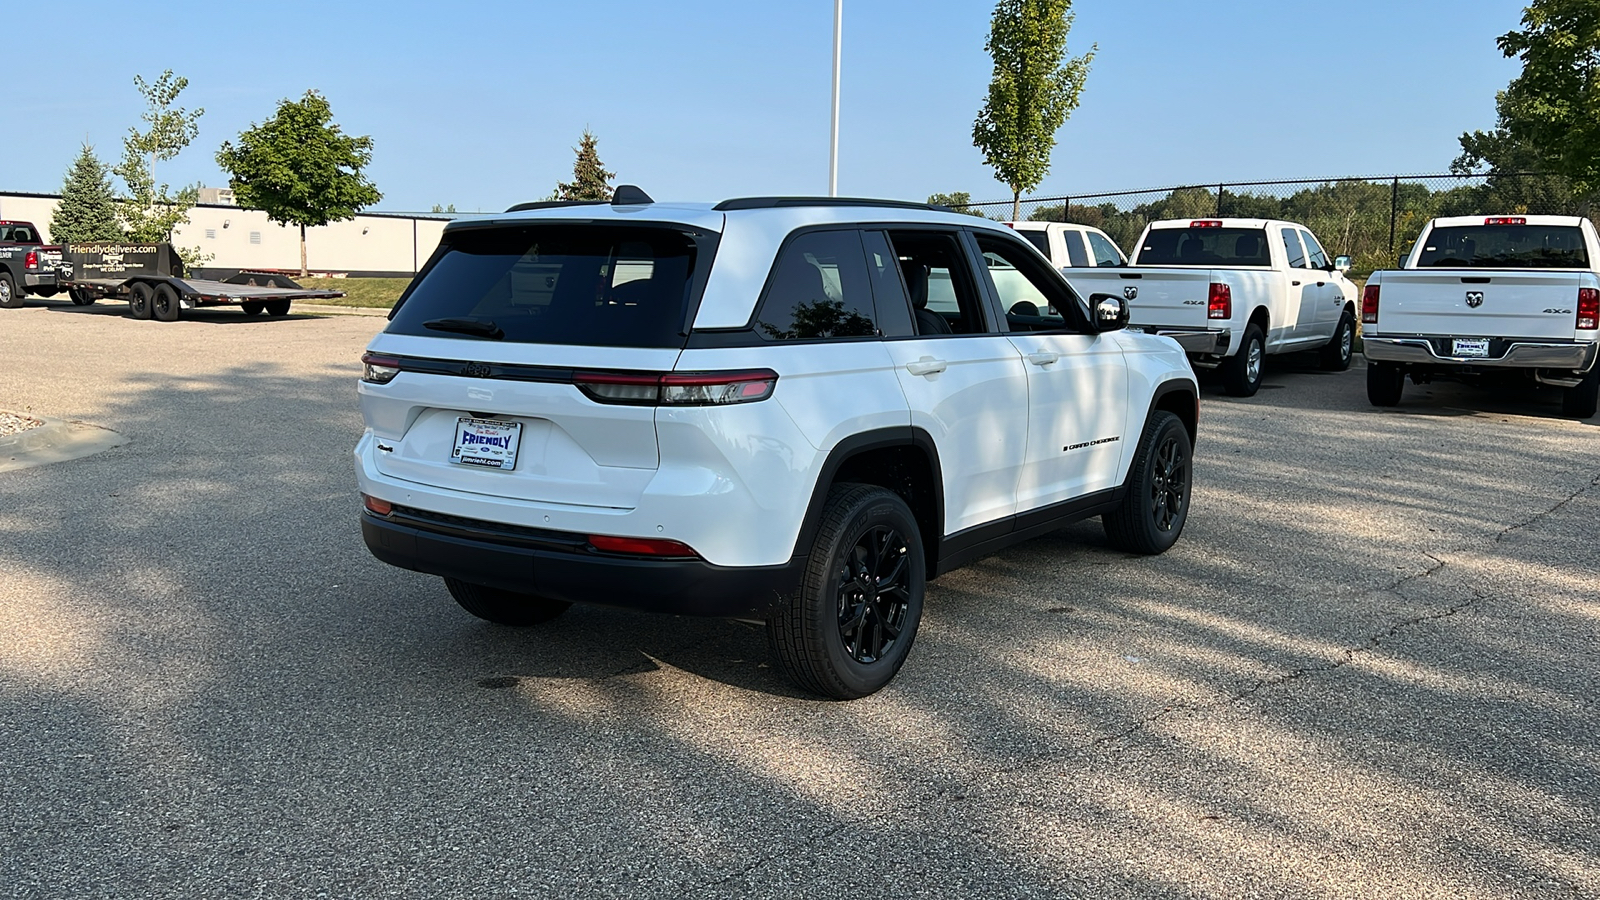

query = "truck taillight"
(1579, 287), (1599, 330)
(1207, 283), (1231, 319)
(24, 251), (37, 269)
(1362, 284), (1381, 324)
(575, 369), (779, 406)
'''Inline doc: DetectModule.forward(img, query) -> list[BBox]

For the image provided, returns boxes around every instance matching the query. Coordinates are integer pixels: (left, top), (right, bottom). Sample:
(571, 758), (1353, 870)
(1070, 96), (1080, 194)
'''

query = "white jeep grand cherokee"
(355, 188), (1199, 698)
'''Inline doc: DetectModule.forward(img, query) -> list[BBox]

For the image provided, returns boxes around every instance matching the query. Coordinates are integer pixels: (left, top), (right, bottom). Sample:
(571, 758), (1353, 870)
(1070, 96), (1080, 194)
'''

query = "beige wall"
(0, 192), (449, 276)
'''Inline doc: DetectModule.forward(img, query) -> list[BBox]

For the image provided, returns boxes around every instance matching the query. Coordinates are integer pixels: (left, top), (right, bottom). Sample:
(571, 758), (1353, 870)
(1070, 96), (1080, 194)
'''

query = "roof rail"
(503, 199), (609, 213)
(713, 196), (944, 212)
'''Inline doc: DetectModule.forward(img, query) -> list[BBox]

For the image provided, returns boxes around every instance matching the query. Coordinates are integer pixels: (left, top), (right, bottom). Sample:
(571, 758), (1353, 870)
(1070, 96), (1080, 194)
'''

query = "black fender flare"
(788, 425), (945, 565)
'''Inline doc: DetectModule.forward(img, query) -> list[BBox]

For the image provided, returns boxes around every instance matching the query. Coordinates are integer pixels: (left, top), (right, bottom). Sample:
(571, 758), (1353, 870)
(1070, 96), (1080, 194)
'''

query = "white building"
(0, 190), (452, 278)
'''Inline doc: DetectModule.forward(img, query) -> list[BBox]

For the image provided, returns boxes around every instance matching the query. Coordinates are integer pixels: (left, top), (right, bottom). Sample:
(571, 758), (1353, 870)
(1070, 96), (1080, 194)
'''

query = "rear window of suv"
(1415, 224), (1589, 268)
(1137, 227), (1271, 267)
(387, 224), (709, 347)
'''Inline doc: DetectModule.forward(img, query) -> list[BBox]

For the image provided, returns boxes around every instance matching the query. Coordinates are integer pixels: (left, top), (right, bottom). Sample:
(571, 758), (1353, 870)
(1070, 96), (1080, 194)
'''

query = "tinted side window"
(861, 230), (915, 338)
(886, 230), (990, 335)
(1280, 228), (1308, 268)
(973, 233), (1087, 332)
(1065, 231), (1090, 267)
(1020, 230), (1052, 258)
(754, 230), (877, 341)
(1087, 231), (1123, 266)
(1299, 230), (1328, 268)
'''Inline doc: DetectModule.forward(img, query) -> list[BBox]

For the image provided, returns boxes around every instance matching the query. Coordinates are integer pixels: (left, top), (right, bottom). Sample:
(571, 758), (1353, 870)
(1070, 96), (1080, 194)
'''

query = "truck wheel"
(1320, 310), (1355, 371)
(1367, 362), (1405, 406)
(444, 577), (571, 625)
(69, 288), (95, 306)
(240, 301), (265, 316)
(1562, 369), (1599, 419)
(0, 273), (20, 309)
(265, 300), (291, 317)
(129, 283), (154, 320)
(767, 483), (925, 700)
(1103, 411), (1191, 555)
(1222, 323), (1265, 396)
(152, 284), (182, 322)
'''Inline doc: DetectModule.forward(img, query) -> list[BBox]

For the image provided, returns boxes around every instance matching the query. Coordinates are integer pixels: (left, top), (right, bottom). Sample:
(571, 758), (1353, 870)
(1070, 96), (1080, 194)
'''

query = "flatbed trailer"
(59, 242), (345, 321)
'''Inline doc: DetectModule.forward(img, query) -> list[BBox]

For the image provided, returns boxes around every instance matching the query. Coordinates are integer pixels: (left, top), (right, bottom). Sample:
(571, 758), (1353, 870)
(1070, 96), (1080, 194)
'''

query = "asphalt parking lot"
(1, 299), (1596, 899)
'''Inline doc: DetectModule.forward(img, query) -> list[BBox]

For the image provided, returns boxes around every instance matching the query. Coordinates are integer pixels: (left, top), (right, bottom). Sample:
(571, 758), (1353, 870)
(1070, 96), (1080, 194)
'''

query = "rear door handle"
(1291, 280), (1301, 286)
(905, 357), (948, 377)
(1027, 350), (1060, 367)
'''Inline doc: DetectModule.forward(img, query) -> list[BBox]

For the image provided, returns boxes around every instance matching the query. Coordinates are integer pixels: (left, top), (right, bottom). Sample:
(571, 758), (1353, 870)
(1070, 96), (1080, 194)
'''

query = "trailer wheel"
(0, 272), (20, 309)
(69, 288), (96, 306)
(129, 283), (154, 320)
(265, 300), (291, 317)
(152, 284), (182, 322)
(241, 301), (265, 316)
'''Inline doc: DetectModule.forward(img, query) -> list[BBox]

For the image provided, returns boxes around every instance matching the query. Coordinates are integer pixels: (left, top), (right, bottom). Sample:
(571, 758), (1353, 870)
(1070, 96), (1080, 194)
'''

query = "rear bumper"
(1135, 326), (1231, 356)
(23, 272), (57, 290)
(1363, 336), (1599, 372)
(361, 509), (803, 619)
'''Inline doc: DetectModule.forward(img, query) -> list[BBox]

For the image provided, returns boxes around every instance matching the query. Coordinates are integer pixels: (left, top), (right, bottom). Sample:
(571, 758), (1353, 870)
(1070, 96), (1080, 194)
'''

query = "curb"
(0, 413), (129, 473)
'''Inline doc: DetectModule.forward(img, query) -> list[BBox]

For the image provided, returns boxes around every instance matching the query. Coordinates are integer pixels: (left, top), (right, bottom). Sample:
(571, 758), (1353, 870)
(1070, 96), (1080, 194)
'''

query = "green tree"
(972, 0), (1095, 221)
(926, 191), (992, 217)
(216, 90), (383, 277)
(555, 129), (614, 201)
(114, 70), (204, 245)
(53, 144), (124, 244)
(430, 203), (457, 214)
(1454, 0), (1600, 202)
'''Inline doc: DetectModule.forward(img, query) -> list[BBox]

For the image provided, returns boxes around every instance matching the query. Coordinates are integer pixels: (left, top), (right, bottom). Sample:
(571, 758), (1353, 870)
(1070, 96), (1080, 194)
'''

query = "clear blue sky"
(10, 0), (1526, 213)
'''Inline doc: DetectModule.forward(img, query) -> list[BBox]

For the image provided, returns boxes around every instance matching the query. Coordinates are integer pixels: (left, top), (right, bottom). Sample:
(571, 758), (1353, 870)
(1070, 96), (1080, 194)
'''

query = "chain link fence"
(951, 173), (1582, 276)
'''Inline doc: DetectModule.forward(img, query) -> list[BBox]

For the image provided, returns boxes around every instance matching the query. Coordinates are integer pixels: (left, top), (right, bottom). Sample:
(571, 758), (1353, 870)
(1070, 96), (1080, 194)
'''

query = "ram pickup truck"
(0, 221), (64, 308)
(1007, 221), (1128, 268)
(1062, 218), (1359, 396)
(1362, 214), (1599, 418)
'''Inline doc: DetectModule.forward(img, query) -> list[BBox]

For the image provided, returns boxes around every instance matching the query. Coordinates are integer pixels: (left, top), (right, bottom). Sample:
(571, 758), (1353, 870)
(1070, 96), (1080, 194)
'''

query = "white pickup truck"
(1007, 221), (1128, 268)
(1063, 218), (1359, 396)
(1362, 214), (1600, 418)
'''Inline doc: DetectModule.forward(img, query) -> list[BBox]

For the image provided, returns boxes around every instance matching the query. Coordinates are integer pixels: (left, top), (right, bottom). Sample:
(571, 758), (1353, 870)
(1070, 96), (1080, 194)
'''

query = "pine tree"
(555, 129), (614, 201)
(53, 144), (124, 243)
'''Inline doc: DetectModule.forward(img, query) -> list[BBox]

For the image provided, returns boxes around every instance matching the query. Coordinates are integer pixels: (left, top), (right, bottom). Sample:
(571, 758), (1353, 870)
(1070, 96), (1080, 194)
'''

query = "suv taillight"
(24, 251), (37, 269)
(1579, 287), (1599, 330)
(1362, 284), (1381, 324)
(1207, 283), (1231, 319)
(576, 369), (778, 406)
(360, 352), (401, 384)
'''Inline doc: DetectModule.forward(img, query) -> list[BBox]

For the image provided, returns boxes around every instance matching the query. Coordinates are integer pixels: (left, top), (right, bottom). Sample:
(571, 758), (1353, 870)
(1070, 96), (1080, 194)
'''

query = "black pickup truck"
(0, 221), (64, 307)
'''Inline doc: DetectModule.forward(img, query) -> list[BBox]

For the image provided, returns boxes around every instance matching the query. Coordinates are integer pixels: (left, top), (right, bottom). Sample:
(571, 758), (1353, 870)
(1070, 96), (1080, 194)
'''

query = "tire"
(1562, 369), (1599, 419)
(767, 484), (925, 700)
(1367, 361), (1405, 407)
(265, 299), (291, 317)
(1103, 411), (1192, 555)
(444, 577), (571, 626)
(240, 301), (265, 316)
(128, 282), (154, 320)
(152, 283), (181, 322)
(1320, 310), (1355, 371)
(1222, 322), (1265, 396)
(69, 288), (95, 306)
(0, 272), (20, 309)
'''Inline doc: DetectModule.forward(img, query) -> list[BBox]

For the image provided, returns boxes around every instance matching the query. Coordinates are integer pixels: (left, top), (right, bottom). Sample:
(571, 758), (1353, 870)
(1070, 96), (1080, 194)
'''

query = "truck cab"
(0, 221), (63, 306)
(1006, 221), (1127, 269)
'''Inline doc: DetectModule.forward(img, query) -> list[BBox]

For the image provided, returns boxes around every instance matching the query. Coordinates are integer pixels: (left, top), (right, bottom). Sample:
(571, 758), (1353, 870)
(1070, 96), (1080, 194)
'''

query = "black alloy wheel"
(152, 284), (181, 322)
(128, 282), (154, 320)
(240, 301), (265, 316)
(1103, 411), (1192, 554)
(835, 524), (914, 665)
(768, 483), (926, 699)
(69, 287), (95, 306)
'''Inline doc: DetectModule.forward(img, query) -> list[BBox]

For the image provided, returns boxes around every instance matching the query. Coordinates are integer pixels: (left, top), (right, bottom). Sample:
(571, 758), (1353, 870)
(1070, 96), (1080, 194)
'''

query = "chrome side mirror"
(1087, 293), (1130, 332)
(1333, 255), (1352, 273)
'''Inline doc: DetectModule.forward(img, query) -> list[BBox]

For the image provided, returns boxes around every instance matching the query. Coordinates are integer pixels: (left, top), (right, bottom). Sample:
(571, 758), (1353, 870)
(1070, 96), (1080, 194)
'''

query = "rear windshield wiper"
(423, 317), (504, 339)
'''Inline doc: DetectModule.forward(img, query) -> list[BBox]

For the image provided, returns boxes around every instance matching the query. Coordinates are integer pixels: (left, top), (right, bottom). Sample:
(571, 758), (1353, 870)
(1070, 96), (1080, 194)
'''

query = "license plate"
(1451, 339), (1490, 358)
(451, 417), (521, 469)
